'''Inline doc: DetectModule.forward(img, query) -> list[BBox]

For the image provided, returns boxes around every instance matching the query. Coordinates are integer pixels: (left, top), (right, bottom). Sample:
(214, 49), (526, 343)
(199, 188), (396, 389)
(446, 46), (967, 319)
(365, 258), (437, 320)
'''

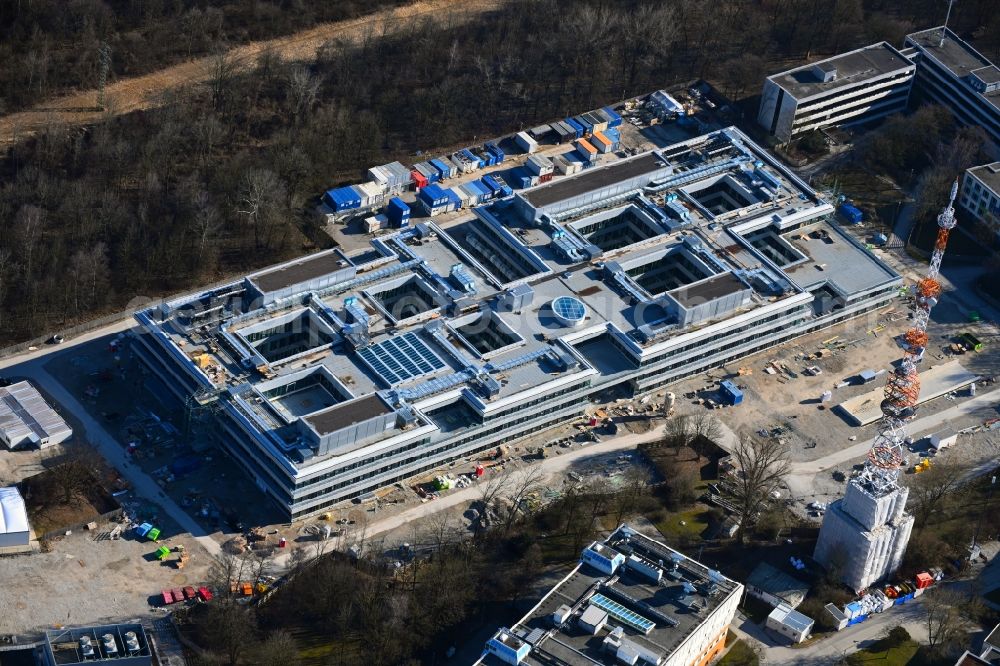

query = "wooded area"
(0, 0), (407, 113)
(0, 0), (997, 347)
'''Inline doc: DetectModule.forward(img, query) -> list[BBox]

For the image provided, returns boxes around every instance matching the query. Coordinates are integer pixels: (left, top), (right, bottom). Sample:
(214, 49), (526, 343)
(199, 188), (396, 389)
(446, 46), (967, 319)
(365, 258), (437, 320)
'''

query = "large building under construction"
(133, 127), (901, 519)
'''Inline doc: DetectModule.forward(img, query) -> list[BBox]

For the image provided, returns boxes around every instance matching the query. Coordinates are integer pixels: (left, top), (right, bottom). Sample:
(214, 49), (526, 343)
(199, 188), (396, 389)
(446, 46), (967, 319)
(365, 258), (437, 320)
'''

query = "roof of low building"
(767, 42), (914, 100)
(0, 380), (72, 447)
(746, 562), (810, 607)
(0, 486), (30, 535)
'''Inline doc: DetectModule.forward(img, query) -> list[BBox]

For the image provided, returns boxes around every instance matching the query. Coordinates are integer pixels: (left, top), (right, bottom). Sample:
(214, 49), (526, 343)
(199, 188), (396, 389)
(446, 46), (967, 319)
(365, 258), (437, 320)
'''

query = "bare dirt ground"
(0, 0), (500, 146)
(0, 523), (211, 634)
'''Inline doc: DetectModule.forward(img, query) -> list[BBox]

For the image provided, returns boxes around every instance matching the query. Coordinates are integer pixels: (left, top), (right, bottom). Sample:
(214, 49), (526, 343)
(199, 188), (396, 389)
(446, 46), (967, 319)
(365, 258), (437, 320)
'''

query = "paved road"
(735, 592), (929, 665)
(0, 323), (222, 560)
(785, 388), (1000, 497)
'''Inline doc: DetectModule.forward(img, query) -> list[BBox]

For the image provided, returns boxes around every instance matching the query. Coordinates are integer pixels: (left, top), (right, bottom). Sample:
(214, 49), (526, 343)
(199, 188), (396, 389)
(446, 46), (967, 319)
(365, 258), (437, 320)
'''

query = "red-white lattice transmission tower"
(862, 179), (959, 492)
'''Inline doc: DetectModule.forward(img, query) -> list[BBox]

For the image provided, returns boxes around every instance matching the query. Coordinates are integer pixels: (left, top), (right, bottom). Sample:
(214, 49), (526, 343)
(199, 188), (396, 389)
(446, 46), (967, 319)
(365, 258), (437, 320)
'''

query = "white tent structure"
(0, 486), (31, 549)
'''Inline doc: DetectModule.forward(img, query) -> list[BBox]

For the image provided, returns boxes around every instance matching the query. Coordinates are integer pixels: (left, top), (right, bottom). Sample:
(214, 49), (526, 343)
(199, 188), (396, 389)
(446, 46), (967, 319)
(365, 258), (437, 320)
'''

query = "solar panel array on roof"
(356, 332), (447, 385)
(590, 594), (655, 633)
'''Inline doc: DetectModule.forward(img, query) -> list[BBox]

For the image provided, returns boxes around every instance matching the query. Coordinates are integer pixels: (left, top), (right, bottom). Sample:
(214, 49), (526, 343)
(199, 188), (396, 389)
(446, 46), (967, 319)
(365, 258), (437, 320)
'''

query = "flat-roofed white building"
(960, 162), (1000, 233)
(758, 42), (915, 143)
(0, 380), (73, 450)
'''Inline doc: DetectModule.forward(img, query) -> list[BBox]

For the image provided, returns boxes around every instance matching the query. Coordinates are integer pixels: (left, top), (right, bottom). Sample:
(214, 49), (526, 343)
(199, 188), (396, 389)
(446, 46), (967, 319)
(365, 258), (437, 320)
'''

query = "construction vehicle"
(913, 459), (932, 474)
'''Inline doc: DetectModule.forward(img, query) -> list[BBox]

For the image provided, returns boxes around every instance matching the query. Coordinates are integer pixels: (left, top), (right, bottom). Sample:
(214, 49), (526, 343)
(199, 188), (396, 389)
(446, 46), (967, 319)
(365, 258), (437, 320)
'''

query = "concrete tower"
(814, 476), (914, 592)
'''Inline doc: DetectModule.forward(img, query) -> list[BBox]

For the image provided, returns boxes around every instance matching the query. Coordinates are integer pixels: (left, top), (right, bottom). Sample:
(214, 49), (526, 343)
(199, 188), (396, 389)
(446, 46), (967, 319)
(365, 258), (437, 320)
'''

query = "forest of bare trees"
(0, 0), (997, 347)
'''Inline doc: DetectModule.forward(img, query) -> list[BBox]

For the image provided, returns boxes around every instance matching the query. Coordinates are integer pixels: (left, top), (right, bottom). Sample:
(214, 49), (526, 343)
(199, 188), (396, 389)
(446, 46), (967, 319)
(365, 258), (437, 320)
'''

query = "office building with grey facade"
(758, 42), (915, 143)
(133, 127), (901, 520)
(904, 27), (1000, 153)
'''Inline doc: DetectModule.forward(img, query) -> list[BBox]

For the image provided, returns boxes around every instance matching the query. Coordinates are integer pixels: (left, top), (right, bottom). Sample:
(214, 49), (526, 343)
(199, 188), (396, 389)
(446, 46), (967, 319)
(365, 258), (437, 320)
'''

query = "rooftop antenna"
(939, 0), (956, 47)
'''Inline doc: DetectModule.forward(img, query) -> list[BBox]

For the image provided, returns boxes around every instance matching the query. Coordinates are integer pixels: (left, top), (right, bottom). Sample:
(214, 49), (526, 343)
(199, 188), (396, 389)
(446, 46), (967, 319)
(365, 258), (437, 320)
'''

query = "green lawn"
(719, 639), (759, 666)
(655, 506), (712, 540)
(845, 640), (919, 665)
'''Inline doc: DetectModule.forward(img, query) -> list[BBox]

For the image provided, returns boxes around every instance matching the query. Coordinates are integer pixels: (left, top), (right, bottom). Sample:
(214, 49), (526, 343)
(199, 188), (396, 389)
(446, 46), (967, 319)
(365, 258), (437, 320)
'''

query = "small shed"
(745, 562), (810, 609)
(929, 427), (958, 450)
(719, 379), (744, 405)
(0, 486), (30, 549)
(766, 603), (814, 644)
(859, 368), (879, 384)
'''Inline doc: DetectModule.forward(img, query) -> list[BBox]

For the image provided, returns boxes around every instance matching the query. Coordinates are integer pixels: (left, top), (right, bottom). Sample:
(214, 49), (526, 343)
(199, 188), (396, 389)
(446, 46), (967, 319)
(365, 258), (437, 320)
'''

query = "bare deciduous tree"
(237, 168), (285, 250)
(906, 460), (969, 528)
(726, 433), (790, 543)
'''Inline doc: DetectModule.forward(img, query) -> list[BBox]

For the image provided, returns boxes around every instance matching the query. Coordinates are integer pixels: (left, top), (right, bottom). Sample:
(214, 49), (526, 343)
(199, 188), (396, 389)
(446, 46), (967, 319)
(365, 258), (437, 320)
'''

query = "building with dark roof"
(475, 525), (743, 666)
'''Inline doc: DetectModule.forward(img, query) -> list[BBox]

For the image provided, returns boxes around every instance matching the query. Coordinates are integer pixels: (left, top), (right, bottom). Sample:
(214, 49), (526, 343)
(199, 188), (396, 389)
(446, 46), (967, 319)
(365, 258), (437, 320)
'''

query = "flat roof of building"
(303, 394), (392, 435)
(745, 562), (810, 607)
(969, 162), (1000, 193)
(247, 250), (349, 293)
(476, 525), (742, 666)
(522, 152), (667, 208)
(671, 273), (747, 307)
(45, 624), (151, 665)
(0, 380), (72, 448)
(907, 27), (1000, 110)
(768, 603), (813, 633)
(779, 220), (899, 294)
(136, 127), (900, 478)
(767, 42), (913, 100)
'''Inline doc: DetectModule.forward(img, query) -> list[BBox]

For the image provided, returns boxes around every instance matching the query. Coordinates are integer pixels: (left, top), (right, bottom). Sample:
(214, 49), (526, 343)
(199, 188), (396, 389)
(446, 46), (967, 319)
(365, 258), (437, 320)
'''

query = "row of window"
(638, 295), (893, 392)
(795, 69), (913, 110)
(290, 411), (577, 518)
(638, 305), (809, 368)
(911, 60), (1000, 139)
(293, 391), (586, 505)
(791, 90), (910, 134)
(795, 76), (912, 118)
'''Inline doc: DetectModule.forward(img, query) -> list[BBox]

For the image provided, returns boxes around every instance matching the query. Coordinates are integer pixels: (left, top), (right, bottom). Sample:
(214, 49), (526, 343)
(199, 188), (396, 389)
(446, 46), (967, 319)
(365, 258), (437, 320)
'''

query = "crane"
(862, 179), (958, 492)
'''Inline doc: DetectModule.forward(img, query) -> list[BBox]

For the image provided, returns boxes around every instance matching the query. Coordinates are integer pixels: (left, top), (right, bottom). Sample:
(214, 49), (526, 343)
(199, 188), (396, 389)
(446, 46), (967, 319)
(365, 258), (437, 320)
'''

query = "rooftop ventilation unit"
(79, 636), (95, 660)
(125, 631), (141, 654)
(101, 634), (118, 658)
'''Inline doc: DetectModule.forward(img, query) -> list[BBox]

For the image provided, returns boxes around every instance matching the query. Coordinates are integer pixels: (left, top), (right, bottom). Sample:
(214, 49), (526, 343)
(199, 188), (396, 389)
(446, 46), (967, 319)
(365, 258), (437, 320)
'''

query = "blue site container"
(847, 614), (869, 627)
(719, 380), (744, 405)
(574, 115), (594, 135)
(460, 149), (483, 168)
(485, 142), (505, 164)
(415, 162), (439, 184)
(839, 203), (864, 224)
(418, 183), (449, 208)
(468, 180), (492, 202)
(430, 158), (453, 180)
(603, 107), (623, 127)
(324, 186), (362, 212)
(564, 117), (584, 138)
(604, 127), (621, 146)
(446, 188), (462, 210)
(386, 197), (411, 228)
(481, 174), (511, 198)
(476, 148), (495, 167)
